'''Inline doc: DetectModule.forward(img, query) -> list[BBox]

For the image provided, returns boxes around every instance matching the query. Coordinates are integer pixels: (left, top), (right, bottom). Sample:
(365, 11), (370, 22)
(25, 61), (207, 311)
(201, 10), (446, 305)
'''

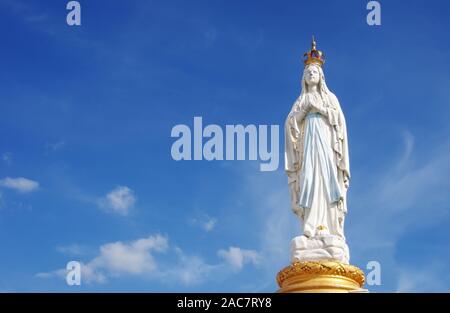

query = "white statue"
(285, 38), (351, 264)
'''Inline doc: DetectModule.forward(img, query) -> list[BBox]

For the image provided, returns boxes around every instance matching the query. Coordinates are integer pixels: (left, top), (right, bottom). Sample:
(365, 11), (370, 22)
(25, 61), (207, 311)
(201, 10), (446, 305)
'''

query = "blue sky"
(0, 0), (450, 292)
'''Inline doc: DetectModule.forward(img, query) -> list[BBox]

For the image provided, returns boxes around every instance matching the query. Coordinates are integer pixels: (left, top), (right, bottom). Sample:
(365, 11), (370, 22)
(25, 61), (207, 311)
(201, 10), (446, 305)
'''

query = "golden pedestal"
(276, 260), (365, 293)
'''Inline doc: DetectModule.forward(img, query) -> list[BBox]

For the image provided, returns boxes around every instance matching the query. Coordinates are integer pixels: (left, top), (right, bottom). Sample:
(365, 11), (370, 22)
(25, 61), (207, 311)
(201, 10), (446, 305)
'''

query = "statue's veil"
(292, 64), (338, 112)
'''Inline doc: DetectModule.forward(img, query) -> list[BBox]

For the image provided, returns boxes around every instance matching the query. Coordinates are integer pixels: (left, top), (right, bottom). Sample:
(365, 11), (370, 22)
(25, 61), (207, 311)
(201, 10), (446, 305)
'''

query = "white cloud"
(38, 235), (261, 287)
(56, 244), (89, 256)
(396, 130), (414, 171)
(232, 165), (297, 274)
(2, 152), (12, 165)
(162, 245), (260, 286)
(89, 235), (168, 276)
(162, 247), (222, 286)
(37, 265), (106, 285)
(45, 141), (65, 154)
(335, 130), (450, 292)
(396, 263), (450, 292)
(203, 218), (217, 232)
(217, 246), (261, 271)
(35, 272), (54, 279)
(0, 177), (39, 193)
(38, 234), (168, 284)
(98, 186), (136, 215)
(189, 215), (217, 232)
(0, 0), (48, 25)
(348, 130), (450, 249)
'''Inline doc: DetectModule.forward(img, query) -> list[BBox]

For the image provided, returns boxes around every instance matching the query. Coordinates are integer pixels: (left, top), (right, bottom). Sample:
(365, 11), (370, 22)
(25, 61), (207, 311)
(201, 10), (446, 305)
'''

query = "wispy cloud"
(98, 186), (136, 216)
(39, 234), (168, 284)
(203, 218), (217, 232)
(217, 247), (261, 271)
(0, 177), (39, 193)
(38, 235), (260, 287)
(0, 0), (48, 25)
(2, 152), (12, 165)
(87, 235), (168, 277)
(0, 192), (4, 209)
(188, 215), (217, 232)
(56, 244), (91, 257)
(45, 141), (66, 155)
(341, 129), (450, 291)
(396, 263), (450, 292)
(162, 245), (260, 286)
(162, 247), (223, 286)
(232, 166), (297, 289)
(349, 129), (450, 248)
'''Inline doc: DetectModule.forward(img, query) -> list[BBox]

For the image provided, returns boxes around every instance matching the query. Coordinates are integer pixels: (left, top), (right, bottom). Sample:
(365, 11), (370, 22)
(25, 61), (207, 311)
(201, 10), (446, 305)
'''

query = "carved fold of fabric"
(298, 113), (343, 209)
(284, 104), (305, 174)
(284, 116), (297, 173)
(327, 107), (340, 127)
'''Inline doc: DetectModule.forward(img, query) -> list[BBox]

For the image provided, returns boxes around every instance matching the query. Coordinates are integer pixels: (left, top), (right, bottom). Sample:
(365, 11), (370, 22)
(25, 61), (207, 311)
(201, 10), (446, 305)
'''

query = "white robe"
(285, 92), (350, 239)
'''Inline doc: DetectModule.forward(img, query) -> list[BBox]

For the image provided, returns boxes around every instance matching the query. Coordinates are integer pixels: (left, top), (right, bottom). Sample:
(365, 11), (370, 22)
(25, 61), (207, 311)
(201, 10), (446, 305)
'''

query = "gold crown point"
(303, 36), (325, 67)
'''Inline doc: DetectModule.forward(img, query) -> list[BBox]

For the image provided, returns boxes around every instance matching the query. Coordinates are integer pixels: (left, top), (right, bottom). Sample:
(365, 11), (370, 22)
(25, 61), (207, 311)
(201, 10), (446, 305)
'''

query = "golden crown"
(303, 36), (325, 67)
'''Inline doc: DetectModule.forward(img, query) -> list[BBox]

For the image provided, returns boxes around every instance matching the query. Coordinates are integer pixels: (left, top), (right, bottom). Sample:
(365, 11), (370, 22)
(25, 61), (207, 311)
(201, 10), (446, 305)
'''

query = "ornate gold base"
(276, 260), (365, 293)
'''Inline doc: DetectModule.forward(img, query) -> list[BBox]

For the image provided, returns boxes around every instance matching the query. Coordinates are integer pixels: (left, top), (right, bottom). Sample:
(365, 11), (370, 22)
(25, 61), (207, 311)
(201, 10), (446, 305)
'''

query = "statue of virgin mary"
(285, 38), (351, 264)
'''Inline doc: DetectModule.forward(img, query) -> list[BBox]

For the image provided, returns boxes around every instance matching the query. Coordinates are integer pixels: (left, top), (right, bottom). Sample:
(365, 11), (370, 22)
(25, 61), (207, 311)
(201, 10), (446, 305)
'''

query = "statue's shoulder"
(327, 92), (345, 113)
(327, 91), (340, 105)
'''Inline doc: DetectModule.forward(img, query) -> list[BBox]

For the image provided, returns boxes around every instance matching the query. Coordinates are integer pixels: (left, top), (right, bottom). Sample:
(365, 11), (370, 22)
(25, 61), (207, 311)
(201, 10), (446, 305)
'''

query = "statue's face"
(304, 65), (320, 87)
